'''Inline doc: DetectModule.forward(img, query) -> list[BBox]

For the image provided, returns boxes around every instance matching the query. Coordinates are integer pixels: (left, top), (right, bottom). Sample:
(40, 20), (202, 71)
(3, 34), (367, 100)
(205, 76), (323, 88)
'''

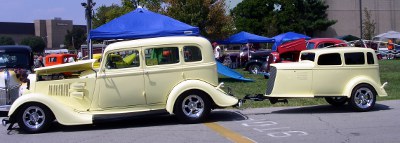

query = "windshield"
(306, 42), (315, 49)
(0, 52), (30, 68)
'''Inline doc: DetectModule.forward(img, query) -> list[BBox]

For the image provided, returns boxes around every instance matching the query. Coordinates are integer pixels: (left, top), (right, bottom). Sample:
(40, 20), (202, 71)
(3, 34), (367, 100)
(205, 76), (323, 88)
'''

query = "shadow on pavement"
(271, 103), (391, 114)
(9, 110), (246, 134)
(0, 111), (7, 117)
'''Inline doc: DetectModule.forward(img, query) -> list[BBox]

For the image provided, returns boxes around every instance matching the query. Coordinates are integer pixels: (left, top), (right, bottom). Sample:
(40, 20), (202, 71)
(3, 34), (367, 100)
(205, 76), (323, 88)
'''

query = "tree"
(0, 36), (15, 45)
(20, 36), (46, 53)
(232, 0), (336, 37)
(231, 0), (278, 36)
(64, 27), (87, 50)
(362, 8), (376, 40)
(93, 0), (163, 28)
(164, 0), (234, 41)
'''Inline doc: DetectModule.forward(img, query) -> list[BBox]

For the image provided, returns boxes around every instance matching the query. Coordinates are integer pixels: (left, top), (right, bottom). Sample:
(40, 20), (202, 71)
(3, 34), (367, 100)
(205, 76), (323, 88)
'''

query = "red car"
(306, 38), (347, 49)
(263, 38), (347, 77)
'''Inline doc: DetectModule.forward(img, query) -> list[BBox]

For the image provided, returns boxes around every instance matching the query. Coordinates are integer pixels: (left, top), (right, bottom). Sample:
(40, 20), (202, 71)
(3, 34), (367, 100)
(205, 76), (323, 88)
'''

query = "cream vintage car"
(261, 47), (388, 111)
(2, 36), (240, 133)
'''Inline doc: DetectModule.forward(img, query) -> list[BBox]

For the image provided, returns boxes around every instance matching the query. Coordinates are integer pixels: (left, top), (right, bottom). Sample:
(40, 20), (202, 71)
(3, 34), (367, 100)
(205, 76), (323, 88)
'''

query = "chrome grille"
(0, 86), (21, 106)
(49, 84), (70, 96)
(265, 66), (276, 95)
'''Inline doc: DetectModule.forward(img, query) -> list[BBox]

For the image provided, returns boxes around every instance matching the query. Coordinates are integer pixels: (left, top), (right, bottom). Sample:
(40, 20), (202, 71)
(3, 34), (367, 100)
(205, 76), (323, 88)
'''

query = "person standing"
(213, 42), (221, 62)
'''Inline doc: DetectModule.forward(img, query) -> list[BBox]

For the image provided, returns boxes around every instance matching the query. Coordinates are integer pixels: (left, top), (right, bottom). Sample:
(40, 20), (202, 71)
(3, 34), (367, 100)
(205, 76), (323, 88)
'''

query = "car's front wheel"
(349, 84), (376, 112)
(174, 91), (211, 123)
(325, 97), (348, 106)
(248, 64), (261, 74)
(17, 103), (54, 133)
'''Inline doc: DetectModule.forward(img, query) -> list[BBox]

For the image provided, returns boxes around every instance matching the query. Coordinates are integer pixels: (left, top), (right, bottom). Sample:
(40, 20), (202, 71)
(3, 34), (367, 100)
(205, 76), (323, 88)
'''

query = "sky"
(0, 0), (242, 25)
(0, 0), (121, 25)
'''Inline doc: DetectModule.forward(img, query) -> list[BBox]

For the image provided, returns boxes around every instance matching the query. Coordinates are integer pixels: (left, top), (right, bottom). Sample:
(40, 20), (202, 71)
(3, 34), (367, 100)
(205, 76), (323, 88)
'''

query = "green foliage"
(20, 36), (45, 53)
(92, 0), (163, 28)
(64, 27), (87, 50)
(232, 0), (336, 37)
(222, 60), (399, 108)
(164, 0), (234, 41)
(0, 36), (15, 45)
(231, 0), (278, 36)
(362, 8), (376, 40)
(92, 0), (233, 41)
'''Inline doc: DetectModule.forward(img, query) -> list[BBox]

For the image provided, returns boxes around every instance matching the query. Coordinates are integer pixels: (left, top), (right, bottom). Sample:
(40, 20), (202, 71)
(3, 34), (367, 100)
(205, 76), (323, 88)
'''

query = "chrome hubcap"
(22, 106), (45, 129)
(251, 66), (260, 74)
(354, 88), (374, 109)
(182, 95), (204, 118)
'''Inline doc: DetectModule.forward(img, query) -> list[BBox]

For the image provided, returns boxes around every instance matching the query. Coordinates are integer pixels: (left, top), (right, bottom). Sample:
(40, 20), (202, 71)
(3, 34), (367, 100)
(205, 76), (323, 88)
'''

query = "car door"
(97, 49), (146, 108)
(312, 53), (347, 96)
(143, 46), (184, 105)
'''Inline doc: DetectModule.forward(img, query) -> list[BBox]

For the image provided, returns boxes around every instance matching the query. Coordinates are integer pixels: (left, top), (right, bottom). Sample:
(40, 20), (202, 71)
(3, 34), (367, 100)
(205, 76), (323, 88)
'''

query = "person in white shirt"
(213, 42), (221, 62)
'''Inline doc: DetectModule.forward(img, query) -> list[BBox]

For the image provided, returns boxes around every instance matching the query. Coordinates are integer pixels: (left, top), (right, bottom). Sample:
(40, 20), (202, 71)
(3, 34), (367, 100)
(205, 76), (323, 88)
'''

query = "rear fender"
(165, 80), (238, 114)
(343, 76), (387, 97)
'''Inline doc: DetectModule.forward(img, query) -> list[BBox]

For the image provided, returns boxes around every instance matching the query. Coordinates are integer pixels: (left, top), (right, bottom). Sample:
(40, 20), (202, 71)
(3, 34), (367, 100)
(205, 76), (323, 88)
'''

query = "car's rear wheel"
(325, 97), (348, 106)
(174, 91), (211, 123)
(248, 64), (261, 74)
(349, 84), (376, 112)
(17, 103), (54, 133)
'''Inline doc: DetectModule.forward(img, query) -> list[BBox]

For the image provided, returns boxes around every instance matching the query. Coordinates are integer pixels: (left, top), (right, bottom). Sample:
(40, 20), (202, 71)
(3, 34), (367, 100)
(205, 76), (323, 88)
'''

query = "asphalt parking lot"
(1, 100), (399, 143)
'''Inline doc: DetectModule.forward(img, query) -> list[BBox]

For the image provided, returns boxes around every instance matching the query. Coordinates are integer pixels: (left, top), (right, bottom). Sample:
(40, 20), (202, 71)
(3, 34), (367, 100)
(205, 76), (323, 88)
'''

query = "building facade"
(316, 0), (400, 38)
(35, 18), (73, 49)
(0, 22), (35, 44)
(1, 18), (85, 50)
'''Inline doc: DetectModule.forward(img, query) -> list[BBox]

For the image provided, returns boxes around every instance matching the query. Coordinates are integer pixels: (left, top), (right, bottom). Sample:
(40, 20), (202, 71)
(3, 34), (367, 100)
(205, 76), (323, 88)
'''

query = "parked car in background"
(0, 45), (33, 111)
(306, 38), (347, 49)
(45, 54), (77, 66)
(2, 36), (240, 133)
(263, 47), (387, 111)
(221, 46), (273, 74)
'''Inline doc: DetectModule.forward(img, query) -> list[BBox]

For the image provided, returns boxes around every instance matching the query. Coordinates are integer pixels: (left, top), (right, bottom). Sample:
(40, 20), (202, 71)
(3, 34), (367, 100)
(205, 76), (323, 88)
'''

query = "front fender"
(165, 80), (238, 114)
(343, 76), (388, 97)
(8, 93), (92, 125)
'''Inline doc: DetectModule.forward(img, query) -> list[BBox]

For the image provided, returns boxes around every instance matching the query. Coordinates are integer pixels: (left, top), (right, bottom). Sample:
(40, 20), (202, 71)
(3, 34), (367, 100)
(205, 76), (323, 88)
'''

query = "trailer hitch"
(243, 94), (288, 104)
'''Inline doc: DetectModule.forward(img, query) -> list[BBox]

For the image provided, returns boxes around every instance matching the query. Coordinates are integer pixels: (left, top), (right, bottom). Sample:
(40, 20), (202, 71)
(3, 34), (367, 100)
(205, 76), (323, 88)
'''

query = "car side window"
(367, 52), (375, 64)
(184, 46), (202, 62)
(317, 53), (341, 65)
(317, 44), (325, 49)
(324, 43), (335, 48)
(105, 50), (140, 69)
(344, 52), (365, 65)
(145, 47), (179, 66)
(300, 52), (315, 61)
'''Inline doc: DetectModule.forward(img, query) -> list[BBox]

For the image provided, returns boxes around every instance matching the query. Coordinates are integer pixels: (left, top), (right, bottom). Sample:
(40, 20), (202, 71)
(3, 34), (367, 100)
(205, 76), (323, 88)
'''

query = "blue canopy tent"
(90, 7), (199, 40)
(272, 32), (310, 51)
(223, 31), (274, 44)
(90, 8), (251, 81)
(217, 62), (253, 82)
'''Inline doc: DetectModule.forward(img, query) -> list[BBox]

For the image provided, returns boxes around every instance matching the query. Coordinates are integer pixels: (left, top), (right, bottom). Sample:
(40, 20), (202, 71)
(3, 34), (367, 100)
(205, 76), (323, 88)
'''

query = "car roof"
(104, 36), (211, 52)
(0, 45), (32, 53)
(308, 38), (344, 43)
(46, 54), (77, 58)
(302, 47), (375, 54)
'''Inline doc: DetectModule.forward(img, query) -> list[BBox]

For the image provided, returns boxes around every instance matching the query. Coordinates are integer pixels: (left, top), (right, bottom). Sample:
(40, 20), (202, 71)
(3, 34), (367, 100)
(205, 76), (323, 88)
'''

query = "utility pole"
(82, 0), (95, 59)
(359, 0), (363, 39)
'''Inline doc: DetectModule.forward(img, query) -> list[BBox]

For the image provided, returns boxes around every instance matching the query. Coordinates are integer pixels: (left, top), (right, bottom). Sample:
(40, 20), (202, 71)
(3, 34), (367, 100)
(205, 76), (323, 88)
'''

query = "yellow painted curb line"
(204, 122), (255, 143)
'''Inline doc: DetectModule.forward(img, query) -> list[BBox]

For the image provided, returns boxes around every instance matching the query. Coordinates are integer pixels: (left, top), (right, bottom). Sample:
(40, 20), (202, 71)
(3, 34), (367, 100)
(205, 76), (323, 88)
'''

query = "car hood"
(271, 61), (314, 70)
(35, 59), (96, 75)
